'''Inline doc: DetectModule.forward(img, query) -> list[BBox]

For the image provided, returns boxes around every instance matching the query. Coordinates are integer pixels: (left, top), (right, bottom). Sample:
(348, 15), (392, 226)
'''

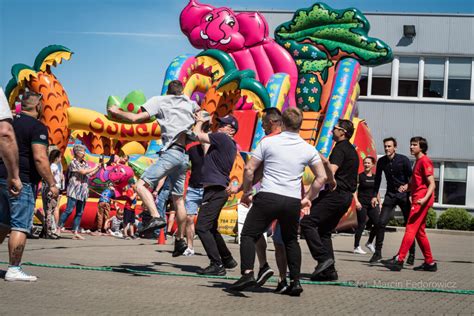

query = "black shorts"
(123, 209), (136, 225)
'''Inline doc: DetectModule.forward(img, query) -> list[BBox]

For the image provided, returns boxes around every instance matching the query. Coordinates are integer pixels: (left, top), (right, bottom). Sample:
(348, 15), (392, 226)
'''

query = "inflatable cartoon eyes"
(227, 20), (235, 27)
(205, 14), (213, 22)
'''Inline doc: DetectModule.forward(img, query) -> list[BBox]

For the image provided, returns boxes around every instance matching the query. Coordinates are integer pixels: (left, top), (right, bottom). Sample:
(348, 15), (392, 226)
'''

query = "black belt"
(168, 144), (186, 153)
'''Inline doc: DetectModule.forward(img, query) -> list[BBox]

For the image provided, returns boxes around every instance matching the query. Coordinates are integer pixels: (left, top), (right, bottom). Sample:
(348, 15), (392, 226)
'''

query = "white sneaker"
(5, 267), (37, 282)
(365, 242), (376, 253)
(354, 246), (367, 254)
(183, 248), (195, 256)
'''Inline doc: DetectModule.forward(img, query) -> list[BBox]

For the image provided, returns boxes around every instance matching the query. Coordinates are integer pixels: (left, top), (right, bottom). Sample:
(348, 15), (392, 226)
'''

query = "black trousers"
(240, 192), (301, 280)
(195, 186), (232, 266)
(354, 203), (380, 248)
(375, 192), (415, 255)
(300, 190), (353, 264)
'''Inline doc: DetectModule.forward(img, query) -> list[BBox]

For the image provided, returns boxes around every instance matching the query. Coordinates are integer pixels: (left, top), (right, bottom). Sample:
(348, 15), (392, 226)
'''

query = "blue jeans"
(141, 148), (189, 196)
(58, 196), (86, 232)
(154, 178), (171, 236)
(0, 180), (35, 234)
(185, 186), (204, 215)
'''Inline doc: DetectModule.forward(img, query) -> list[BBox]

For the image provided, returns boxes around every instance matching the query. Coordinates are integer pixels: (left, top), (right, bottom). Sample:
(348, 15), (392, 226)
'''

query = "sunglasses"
(23, 91), (43, 100)
(333, 126), (347, 133)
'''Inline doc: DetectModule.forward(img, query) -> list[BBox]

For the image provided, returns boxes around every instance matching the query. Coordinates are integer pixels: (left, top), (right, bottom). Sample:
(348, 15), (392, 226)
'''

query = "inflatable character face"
(108, 165), (134, 186)
(180, 0), (269, 53)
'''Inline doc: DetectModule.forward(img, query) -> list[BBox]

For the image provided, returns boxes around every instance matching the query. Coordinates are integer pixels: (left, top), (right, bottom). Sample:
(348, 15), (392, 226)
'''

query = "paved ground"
(0, 230), (472, 315)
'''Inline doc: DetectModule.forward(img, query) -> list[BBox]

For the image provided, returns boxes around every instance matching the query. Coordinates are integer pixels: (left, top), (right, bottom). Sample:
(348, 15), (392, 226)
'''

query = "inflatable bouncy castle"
(4, 1), (393, 232)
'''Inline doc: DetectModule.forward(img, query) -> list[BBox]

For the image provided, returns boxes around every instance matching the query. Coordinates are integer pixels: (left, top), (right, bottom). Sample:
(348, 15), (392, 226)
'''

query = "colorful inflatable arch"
(6, 1), (393, 232)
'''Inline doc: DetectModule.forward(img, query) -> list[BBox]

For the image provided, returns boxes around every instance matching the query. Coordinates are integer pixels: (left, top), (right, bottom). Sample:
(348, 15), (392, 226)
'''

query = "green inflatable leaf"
(107, 95), (123, 107)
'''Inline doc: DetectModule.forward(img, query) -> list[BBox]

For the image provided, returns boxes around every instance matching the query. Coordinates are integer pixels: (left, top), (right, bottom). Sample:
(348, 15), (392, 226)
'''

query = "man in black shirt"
(0, 91), (58, 282)
(193, 113), (238, 275)
(369, 137), (415, 264)
(300, 119), (359, 281)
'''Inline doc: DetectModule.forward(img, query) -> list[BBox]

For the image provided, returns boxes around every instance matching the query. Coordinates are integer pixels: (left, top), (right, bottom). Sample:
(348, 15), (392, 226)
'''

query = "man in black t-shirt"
(0, 91), (58, 282)
(300, 119), (359, 282)
(193, 113), (238, 276)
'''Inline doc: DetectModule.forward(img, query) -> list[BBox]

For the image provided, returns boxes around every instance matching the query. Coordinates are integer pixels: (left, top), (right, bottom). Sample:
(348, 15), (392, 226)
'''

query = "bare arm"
(240, 157), (262, 206)
(193, 112), (211, 144)
(0, 121), (22, 195)
(108, 105), (150, 123)
(320, 154), (337, 190)
(304, 160), (327, 201)
(75, 164), (100, 175)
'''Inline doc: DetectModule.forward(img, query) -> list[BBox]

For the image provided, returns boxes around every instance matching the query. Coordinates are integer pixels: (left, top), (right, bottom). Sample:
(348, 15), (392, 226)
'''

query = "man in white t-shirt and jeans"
(109, 80), (200, 256)
(229, 108), (327, 296)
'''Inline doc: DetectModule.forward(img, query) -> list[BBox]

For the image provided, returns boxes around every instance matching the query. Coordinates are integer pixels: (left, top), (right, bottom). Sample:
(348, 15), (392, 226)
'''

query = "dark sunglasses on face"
(332, 126), (346, 133)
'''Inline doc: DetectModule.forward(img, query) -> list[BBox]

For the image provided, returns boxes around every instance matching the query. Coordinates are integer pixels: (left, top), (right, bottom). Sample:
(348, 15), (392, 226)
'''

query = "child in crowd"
(94, 182), (116, 235)
(105, 208), (124, 237)
(41, 149), (63, 239)
(122, 184), (137, 239)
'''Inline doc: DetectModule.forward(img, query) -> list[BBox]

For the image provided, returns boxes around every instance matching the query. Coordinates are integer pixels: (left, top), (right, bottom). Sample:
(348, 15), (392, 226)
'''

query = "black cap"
(217, 115), (239, 132)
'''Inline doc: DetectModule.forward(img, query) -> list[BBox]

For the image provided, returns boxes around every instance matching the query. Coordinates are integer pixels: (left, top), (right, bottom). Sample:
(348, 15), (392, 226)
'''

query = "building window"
(398, 57), (419, 97)
(359, 66), (368, 96)
(442, 162), (467, 205)
(371, 63), (391, 96)
(423, 57), (445, 98)
(448, 57), (472, 100)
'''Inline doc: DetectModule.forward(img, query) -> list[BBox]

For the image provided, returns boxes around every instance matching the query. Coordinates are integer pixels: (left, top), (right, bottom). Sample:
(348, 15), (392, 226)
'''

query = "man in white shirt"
(229, 108), (327, 296)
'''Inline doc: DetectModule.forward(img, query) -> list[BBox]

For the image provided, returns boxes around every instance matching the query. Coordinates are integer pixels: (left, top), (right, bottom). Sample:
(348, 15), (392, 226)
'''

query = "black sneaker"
(274, 278), (289, 294)
(139, 217), (166, 234)
(310, 270), (338, 282)
(256, 263), (274, 286)
(381, 257), (403, 271)
(312, 258), (334, 276)
(223, 257), (238, 270)
(282, 279), (303, 297)
(172, 238), (188, 257)
(369, 253), (382, 265)
(196, 264), (226, 276)
(406, 253), (415, 265)
(413, 262), (438, 272)
(229, 272), (257, 291)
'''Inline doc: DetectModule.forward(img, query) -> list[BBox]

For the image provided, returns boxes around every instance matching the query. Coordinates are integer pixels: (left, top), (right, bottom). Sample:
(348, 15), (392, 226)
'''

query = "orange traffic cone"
(157, 229), (166, 245)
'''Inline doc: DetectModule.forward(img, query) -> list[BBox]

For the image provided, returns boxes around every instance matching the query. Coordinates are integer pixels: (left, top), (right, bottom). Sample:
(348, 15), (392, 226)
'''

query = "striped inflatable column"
(315, 58), (361, 157)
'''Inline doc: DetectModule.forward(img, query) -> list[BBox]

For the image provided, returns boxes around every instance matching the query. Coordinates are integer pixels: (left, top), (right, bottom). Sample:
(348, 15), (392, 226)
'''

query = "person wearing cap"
(192, 113), (239, 276)
(0, 90), (59, 282)
(57, 144), (100, 240)
(108, 80), (200, 256)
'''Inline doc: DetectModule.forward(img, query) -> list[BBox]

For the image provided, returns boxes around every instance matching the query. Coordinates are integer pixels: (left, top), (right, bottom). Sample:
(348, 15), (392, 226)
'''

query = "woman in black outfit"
(353, 156), (380, 254)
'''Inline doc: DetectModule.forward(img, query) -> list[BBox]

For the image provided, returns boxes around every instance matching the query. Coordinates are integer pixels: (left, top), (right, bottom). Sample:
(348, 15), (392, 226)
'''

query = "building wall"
(358, 99), (474, 161)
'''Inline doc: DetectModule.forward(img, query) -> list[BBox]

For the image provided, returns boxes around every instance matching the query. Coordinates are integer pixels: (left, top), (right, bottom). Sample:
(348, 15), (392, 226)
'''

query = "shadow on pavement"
(152, 261), (202, 273)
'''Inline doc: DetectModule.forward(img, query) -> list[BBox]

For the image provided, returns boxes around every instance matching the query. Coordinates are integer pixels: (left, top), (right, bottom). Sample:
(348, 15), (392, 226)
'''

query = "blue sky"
(1, 0), (473, 113)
